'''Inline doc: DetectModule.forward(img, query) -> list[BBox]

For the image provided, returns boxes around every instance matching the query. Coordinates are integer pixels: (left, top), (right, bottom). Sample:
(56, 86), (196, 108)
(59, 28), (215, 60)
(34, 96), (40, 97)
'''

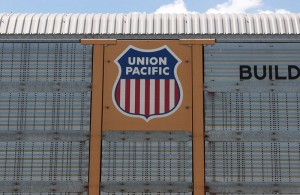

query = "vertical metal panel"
(138, 13), (147, 34)
(38, 14), (50, 34)
(2, 193), (87, 195)
(0, 92), (90, 132)
(206, 142), (300, 183)
(101, 131), (192, 195)
(0, 43), (92, 193)
(0, 43), (91, 82)
(0, 142), (89, 181)
(204, 43), (300, 194)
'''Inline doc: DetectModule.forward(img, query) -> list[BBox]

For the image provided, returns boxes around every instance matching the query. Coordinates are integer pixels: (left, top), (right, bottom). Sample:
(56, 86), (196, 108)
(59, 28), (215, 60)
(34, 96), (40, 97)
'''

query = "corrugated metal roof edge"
(1, 34), (300, 43)
(1, 13), (300, 35)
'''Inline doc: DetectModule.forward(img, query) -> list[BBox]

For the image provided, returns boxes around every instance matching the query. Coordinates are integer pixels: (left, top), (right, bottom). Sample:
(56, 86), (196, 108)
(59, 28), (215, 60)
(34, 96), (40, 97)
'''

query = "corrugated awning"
(0, 13), (300, 35)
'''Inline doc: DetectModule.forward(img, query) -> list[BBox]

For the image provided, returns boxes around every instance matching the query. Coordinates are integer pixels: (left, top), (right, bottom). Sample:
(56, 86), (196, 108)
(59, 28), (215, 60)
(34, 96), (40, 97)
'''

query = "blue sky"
(0, 0), (299, 14)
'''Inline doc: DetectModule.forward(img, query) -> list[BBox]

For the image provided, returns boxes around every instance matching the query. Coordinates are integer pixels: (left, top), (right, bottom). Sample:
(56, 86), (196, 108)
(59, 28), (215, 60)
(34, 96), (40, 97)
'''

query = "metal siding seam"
(77, 13), (86, 34)
(177, 13), (185, 34)
(23, 14), (34, 34)
(38, 13), (48, 34)
(30, 14), (41, 34)
(45, 14), (55, 34)
(124, 14), (131, 34)
(16, 13), (26, 34)
(215, 14), (223, 34)
(107, 14), (115, 34)
(92, 14), (101, 34)
(132, 13), (140, 34)
(239, 14), (247, 34)
(185, 14), (192, 34)
(269, 14), (279, 34)
(100, 14), (108, 34)
(255, 14), (263, 34)
(200, 14), (208, 34)
(246, 14), (255, 34)
(69, 13), (78, 34)
(168, 13), (176, 34)
(292, 14), (300, 34)
(146, 14), (154, 34)
(161, 13), (168, 34)
(208, 14), (216, 34)
(84, 14), (94, 34)
(285, 14), (294, 34)
(232, 15), (239, 34)
(154, 14), (161, 34)
(260, 14), (270, 34)
(54, 14), (64, 34)
(115, 13), (123, 34)
(0, 14), (9, 34)
(277, 14), (286, 34)
(138, 13), (146, 34)
(192, 14), (200, 34)
(7, 13), (19, 34)
(60, 14), (68, 34)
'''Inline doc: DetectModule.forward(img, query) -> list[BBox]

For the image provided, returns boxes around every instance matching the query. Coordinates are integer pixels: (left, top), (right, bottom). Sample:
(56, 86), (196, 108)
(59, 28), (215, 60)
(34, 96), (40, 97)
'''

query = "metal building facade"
(204, 43), (300, 194)
(0, 43), (92, 193)
(0, 13), (300, 195)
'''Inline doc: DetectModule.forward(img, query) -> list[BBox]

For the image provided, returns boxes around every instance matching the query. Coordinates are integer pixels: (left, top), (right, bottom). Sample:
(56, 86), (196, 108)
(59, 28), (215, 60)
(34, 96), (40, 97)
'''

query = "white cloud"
(259, 9), (292, 14)
(206, 0), (262, 14)
(154, 0), (294, 14)
(155, 0), (189, 14)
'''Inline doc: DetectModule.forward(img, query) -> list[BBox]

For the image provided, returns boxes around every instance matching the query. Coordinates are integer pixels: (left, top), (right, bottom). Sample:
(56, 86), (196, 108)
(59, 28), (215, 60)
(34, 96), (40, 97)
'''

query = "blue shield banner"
(112, 45), (183, 121)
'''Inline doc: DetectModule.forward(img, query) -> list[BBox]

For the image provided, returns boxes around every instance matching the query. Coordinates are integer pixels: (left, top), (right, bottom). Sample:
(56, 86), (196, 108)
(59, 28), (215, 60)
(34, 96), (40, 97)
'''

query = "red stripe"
(175, 81), (179, 104)
(155, 79), (160, 114)
(115, 82), (120, 105)
(125, 79), (131, 112)
(165, 79), (170, 112)
(145, 79), (150, 117)
(135, 79), (140, 114)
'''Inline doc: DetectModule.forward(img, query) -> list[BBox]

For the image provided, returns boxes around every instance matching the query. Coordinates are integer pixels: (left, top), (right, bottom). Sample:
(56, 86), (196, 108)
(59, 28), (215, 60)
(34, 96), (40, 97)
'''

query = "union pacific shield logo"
(112, 45), (183, 121)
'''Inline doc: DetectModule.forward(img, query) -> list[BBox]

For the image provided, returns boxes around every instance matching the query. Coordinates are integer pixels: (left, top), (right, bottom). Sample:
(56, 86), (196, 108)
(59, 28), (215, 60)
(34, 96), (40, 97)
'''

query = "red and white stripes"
(115, 79), (180, 117)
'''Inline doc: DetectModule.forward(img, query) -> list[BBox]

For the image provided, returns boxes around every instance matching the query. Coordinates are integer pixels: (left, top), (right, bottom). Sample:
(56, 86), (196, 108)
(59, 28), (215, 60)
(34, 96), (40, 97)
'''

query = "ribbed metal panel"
(0, 43), (91, 82)
(204, 43), (300, 194)
(0, 92), (90, 132)
(2, 193), (87, 195)
(0, 43), (92, 193)
(205, 43), (300, 92)
(206, 142), (300, 182)
(101, 131), (192, 194)
(205, 92), (300, 132)
(1, 13), (300, 35)
(0, 142), (89, 181)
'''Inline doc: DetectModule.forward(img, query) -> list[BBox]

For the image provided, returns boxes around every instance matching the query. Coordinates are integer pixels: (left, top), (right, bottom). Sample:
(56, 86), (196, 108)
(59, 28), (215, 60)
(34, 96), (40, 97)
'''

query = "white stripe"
(149, 79), (155, 115)
(159, 79), (165, 113)
(120, 79), (126, 110)
(130, 79), (135, 113)
(169, 79), (175, 109)
(140, 79), (145, 115)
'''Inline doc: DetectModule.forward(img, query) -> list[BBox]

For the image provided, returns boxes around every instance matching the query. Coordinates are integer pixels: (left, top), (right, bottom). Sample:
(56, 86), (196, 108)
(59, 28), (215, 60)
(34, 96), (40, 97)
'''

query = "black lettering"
(288, 65), (300, 80)
(240, 65), (252, 80)
(254, 65), (266, 80)
(275, 65), (287, 80)
(269, 65), (273, 80)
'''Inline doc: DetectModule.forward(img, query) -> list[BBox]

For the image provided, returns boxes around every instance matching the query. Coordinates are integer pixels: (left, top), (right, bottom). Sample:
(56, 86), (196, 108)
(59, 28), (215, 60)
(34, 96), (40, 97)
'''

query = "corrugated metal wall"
(0, 43), (92, 194)
(100, 131), (193, 195)
(204, 43), (300, 194)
